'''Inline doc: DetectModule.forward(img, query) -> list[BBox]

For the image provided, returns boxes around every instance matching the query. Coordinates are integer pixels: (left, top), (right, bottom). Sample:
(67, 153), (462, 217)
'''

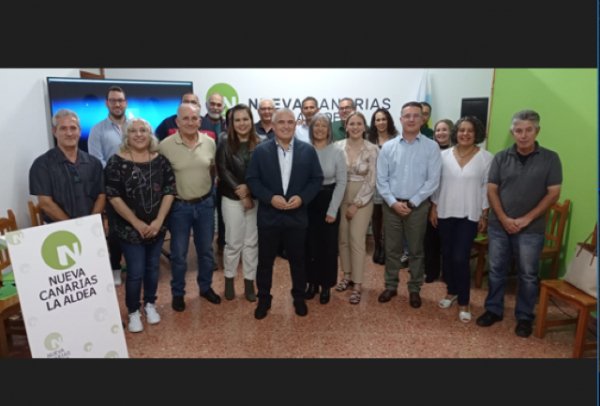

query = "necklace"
(128, 151), (154, 215)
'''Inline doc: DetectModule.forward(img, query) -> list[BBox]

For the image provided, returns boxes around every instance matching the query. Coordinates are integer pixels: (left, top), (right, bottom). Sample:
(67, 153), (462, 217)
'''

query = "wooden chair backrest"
(28, 199), (43, 227)
(544, 199), (571, 250)
(0, 209), (18, 276)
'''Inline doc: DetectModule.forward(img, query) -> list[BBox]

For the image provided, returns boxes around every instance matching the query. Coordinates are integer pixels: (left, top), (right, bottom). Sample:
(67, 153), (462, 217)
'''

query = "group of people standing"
(29, 86), (562, 339)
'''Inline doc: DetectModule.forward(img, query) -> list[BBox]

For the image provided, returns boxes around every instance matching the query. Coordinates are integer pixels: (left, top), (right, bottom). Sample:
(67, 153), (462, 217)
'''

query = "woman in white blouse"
(430, 116), (493, 322)
(335, 111), (379, 304)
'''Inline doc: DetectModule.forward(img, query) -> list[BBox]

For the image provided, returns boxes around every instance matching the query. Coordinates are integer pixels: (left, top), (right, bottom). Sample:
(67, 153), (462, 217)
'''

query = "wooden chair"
(534, 226), (597, 358)
(28, 199), (44, 227)
(0, 209), (24, 358)
(472, 199), (571, 288)
(472, 236), (488, 289)
(541, 199), (571, 278)
(0, 209), (17, 281)
(534, 279), (597, 358)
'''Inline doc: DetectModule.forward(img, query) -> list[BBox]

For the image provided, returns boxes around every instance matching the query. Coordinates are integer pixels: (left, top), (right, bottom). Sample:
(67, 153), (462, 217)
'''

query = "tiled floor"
(5, 236), (595, 359)
(110, 237), (595, 359)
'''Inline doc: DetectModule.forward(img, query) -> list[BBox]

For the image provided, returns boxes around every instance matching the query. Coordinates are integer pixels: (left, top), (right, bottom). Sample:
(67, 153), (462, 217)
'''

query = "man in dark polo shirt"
(332, 97), (355, 141)
(419, 101), (434, 139)
(254, 98), (275, 140)
(29, 109), (105, 223)
(476, 109), (562, 338)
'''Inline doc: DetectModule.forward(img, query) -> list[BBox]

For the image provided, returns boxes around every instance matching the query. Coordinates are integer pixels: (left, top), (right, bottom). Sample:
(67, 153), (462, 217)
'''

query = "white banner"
(106, 68), (494, 128)
(5, 214), (128, 358)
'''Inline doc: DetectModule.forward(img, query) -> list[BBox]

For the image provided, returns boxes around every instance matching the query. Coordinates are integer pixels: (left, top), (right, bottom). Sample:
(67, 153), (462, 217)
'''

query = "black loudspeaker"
(460, 97), (489, 130)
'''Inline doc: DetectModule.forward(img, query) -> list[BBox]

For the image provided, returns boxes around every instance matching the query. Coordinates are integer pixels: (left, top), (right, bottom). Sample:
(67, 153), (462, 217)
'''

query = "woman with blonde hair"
(335, 111), (379, 304)
(105, 118), (176, 333)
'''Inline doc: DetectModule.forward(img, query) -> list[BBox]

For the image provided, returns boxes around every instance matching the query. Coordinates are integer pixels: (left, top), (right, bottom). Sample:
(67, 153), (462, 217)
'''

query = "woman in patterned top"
(105, 118), (176, 333)
(335, 111), (379, 304)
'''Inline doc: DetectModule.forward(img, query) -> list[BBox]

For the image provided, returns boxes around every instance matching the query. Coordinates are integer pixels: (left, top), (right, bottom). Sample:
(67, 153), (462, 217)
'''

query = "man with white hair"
(246, 108), (323, 319)
(254, 98), (276, 140)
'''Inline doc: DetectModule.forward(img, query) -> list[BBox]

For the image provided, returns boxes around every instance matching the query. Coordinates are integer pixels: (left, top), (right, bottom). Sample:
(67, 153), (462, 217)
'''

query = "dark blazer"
(246, 138), (323, 228)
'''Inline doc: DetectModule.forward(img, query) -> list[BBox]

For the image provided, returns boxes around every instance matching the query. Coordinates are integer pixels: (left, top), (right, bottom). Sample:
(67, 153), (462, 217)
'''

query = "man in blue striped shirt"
(376, 101), (442, 309)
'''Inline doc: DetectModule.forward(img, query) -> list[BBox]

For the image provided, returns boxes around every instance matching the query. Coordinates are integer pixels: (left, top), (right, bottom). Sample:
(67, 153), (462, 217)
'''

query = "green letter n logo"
(42, 231), (82, 270)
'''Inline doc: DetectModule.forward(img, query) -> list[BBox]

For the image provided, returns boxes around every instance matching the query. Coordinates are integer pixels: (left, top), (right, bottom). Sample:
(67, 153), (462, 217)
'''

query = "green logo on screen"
(41, 231), (82, 270)
(206, 83), (239, 115)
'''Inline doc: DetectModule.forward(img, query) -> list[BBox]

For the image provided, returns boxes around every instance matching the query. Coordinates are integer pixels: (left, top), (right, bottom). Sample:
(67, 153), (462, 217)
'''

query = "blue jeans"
(484, 224), (544, 321)
(120, 235), (165, 313)
(168, 198), (215, 297)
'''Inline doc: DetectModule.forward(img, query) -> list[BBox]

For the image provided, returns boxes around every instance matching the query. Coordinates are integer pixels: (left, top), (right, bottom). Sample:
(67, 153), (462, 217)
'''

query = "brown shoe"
(409, 292), (422, 308)
(378, 289), (397, 303)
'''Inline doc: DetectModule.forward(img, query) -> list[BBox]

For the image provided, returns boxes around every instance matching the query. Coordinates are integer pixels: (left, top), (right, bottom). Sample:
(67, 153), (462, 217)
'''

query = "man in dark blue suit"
(246, 108), (323, 319)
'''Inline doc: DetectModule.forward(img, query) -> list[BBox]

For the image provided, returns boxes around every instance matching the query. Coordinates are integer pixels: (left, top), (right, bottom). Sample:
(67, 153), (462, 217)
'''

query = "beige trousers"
(338, 181), (374, 284)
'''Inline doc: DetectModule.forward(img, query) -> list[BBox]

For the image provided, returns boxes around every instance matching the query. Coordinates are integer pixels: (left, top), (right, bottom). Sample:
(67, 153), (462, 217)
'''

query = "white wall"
(0, 68), (493, 229)
(106, 68), (494, 124)
(0, 69), (79, 228)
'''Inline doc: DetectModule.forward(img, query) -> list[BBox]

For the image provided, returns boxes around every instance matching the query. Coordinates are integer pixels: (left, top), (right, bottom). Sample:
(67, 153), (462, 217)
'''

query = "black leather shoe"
(293, 300), (308, 316)
(409, 292), (422, 308)
(200, 288), (221, 304)
(515, 320), (533, 337)
(319, 288), (330, 304)
(378, 289), (397, 303)
(172, 296), (185, 312)
(305, 283), (318, 300)
(254, 302), (271, 320)
(476, 310), (503, 327)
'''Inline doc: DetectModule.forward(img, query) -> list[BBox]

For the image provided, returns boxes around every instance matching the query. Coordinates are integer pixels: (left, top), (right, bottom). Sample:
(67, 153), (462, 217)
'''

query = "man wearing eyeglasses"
(332, 97), (355, 141)
(29, 109), (105, 225)
(376, 101), (441, 309)
(88, 86), (129, 285)
(254, 98), (275, 140)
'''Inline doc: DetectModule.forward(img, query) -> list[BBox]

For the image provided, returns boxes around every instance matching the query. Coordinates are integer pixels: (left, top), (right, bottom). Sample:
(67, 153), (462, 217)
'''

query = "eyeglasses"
(339, 106), (353, 111)
(108, 98), (126, 105)
(65, 163), (81, 183)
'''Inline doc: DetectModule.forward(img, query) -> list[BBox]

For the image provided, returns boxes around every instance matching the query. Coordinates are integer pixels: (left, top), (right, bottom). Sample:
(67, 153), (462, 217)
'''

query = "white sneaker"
(128, 310), (144, 333)
(438, 295), (458, 309)
(144, 302), (161, 325)
(113, 269), (122, 286)
(459, 310), (472, 323)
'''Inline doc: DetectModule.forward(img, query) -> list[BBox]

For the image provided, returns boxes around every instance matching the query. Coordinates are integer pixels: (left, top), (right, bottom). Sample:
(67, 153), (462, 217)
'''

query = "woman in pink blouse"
(335, 111), (379, 304)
